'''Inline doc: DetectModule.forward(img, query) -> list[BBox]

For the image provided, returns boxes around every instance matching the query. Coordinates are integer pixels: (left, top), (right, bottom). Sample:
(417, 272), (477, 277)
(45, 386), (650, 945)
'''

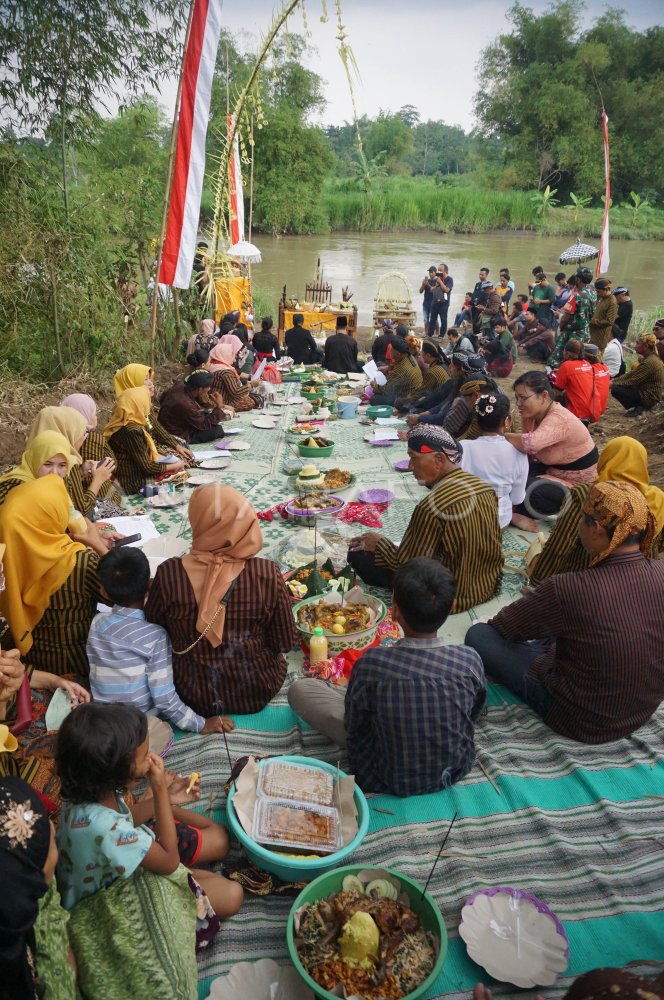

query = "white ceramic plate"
(222, 427), (244, 435)
(187, 474), (221, 486)
(205, 958), (313, 1000)
(459, 887), (569, 987)
(226, 440), (251, 452)
(199, 458), (232, 470)
(252, 418), (277, 429)
(145, 493), (187, 509)
(270, 398), (291, 406)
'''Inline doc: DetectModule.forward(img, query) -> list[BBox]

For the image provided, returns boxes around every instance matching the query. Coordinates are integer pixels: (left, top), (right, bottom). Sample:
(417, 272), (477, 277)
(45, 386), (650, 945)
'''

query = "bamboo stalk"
(149, 0), (196, 370)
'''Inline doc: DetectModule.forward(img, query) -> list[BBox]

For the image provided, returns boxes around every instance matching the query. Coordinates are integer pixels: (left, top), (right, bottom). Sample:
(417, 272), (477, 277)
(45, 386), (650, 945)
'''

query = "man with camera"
(427, 263), (453, 338)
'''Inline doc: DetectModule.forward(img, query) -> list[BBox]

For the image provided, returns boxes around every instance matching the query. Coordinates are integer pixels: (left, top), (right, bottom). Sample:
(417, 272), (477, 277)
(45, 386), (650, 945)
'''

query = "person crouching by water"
(289, 558), (487, 796)
(347, 425), (503, 611)
(466, 481), (664, 744)
(158, 369), (226, 444)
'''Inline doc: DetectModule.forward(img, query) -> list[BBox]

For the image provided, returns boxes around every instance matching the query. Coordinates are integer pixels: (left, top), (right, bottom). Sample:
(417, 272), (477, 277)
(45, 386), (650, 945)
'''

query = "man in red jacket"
(552, 341), (610, 423)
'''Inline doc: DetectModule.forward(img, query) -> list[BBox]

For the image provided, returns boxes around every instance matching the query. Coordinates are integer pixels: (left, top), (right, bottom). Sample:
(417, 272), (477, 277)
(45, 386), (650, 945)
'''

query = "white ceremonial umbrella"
(227, 240), (262, 264)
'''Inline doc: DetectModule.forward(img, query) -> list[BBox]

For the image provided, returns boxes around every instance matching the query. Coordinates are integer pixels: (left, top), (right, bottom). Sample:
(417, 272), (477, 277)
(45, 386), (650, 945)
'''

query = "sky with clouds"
(153, 0), (663, 133)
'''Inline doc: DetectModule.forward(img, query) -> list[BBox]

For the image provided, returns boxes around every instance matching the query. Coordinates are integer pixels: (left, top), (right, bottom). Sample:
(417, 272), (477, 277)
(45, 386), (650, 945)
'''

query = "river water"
(252, 231), (662, 325)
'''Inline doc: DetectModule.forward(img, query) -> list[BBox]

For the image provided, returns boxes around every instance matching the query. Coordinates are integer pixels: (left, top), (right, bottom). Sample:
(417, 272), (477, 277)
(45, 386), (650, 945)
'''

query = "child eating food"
(55, 703), (243, 932)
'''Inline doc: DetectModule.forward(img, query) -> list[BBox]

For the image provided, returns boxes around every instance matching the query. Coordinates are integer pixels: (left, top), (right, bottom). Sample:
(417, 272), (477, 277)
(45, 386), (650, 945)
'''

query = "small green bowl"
(366, 404), (394, 419)
(286, 864), (448, 999)
(298, 440), (334, 458)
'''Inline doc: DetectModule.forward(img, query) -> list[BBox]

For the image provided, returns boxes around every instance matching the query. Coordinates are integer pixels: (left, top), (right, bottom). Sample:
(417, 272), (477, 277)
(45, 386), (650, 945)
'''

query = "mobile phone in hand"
(113, 533), (142, 547)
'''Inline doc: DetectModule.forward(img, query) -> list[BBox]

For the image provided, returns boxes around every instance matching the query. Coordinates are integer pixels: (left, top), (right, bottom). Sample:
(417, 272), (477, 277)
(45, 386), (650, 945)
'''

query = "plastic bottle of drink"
(309, 627), (328, 665)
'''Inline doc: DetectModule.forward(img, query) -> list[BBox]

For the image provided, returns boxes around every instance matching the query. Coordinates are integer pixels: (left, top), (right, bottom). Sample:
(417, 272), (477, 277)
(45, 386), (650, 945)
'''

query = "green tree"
(0, 0), (188, 218)
(474, 2), (664, 199)
(208, 33), (333, 234)
(364, 113), (414, 174)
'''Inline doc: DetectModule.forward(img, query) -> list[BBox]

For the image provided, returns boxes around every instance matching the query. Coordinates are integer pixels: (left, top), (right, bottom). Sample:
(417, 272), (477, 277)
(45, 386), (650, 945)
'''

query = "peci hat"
(184, 369), (214, 389)
(584, 343), (600, 358)
(481, 280), (494, 290)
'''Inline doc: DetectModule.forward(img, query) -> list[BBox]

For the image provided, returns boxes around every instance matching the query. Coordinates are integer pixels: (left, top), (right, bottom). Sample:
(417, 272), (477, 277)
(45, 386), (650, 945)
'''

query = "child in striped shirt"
(88, 547), (232, 735)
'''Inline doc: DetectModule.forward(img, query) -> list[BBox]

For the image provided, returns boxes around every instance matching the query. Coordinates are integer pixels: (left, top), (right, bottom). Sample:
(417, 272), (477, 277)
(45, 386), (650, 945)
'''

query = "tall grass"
(321, 176), (664, 239)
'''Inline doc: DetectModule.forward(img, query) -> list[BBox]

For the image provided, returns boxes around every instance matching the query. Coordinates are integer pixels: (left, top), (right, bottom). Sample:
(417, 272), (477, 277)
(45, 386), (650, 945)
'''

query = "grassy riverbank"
(320, 176), (664, 240)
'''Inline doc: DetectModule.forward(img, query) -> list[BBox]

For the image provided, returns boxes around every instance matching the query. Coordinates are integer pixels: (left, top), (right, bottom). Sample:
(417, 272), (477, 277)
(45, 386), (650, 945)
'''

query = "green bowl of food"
(366, 404), (394, 420)
(287, 865), (447, 1000)
(298, 437), (334, 458)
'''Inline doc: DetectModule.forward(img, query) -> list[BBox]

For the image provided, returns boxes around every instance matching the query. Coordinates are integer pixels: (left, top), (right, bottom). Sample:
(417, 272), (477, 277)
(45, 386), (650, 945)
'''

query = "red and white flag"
(596, 110), (610, 275)
(228, 113), (245, 245)
(159, 0), (224, 288)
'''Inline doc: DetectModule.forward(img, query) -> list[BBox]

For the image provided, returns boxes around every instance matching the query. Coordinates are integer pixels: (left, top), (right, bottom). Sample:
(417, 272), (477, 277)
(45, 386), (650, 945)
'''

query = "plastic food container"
(225, 755), (369, 883)
(257, 760), (335, 806)
(253, 798), (342, 854)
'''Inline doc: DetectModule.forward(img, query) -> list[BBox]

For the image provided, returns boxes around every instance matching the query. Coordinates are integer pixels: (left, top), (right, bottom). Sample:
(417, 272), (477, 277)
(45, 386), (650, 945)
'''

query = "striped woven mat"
(166, 669), (664, 999)
(133, 397), (664, 996)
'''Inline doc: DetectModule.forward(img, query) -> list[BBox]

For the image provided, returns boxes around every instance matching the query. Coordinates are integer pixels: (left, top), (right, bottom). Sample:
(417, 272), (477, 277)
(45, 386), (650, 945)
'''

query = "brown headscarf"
(181, 484), (263, 647)
(582, 480), (656, 565)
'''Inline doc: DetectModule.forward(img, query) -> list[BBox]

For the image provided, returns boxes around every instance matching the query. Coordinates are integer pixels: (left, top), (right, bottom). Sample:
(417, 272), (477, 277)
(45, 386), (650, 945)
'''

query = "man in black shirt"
(471, 267), (490, 335)
(284, 313), (319, 364)
(324, 315), (360, 373)
(612, 287), (633, 343)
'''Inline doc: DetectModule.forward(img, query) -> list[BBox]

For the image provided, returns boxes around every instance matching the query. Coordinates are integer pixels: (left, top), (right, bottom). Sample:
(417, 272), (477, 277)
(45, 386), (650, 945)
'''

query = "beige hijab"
(182, 484), (263, 647)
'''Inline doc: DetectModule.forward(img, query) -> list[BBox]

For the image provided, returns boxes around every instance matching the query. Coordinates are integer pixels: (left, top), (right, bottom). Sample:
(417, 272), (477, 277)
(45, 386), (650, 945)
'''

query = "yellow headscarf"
(582, 481), (655, 565)
(113, 363), (153, 398)
(0, 476), (85, 653)
(597, 436), (664, 535)
(103, 387), (159, 461)
(0, 431), (74, 489)
(26, 407), (87, 466)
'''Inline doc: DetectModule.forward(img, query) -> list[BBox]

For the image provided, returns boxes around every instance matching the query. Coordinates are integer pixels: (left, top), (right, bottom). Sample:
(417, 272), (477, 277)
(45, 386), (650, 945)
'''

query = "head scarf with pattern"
(582, 480), (655, 564)
(597, 436), (664, 535)
(0, 476), (85, 654)
(0, 777), (51, 1000)
(60, 393), (97, 431)
(180, 484), (263, 648)
(103, 387), (159, 462)
(452, 352), (488, 376)
(407, 425), (463, 463)
(113, 363), (153, 398)
(0, 431), (74, 489)
(459, 378), (490, 398)
(26, 406), (86, 467)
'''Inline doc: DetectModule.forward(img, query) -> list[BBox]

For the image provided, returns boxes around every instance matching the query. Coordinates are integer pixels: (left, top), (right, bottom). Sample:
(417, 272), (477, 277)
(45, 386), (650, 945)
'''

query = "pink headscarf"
(61, 393), (97, 431)
(217, 334), (243, 358)
(208, 343), (236, 369)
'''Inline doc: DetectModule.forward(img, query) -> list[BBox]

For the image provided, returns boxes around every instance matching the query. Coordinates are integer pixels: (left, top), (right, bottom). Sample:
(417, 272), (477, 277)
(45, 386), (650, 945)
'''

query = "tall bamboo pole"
(149, 0), (196, 370)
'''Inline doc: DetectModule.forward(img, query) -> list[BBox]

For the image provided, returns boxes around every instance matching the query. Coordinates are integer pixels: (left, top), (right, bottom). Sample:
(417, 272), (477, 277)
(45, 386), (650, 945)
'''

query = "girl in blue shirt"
(55, 703), (243, 926)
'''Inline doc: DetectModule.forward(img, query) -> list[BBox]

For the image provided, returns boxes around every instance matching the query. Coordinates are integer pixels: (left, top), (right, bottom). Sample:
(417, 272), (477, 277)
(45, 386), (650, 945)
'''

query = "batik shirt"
(57, 795), (154, 910)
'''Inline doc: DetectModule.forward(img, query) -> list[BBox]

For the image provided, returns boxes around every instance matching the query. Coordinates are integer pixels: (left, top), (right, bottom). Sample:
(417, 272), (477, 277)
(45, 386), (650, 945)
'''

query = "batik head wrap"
(0, 777), (51, 1000)
(459, 378), (489, 398)
(597, 436), (664, 534)
(407, 425), (463, 463)
(582, 481), (655, 564)
(452, 352), (488, 375)
(638, 333), (657, 351)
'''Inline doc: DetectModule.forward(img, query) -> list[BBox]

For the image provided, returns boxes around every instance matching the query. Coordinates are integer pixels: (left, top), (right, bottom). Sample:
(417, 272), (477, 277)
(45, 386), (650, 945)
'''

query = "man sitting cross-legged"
(465, 481), (664, 743)
(288, 558), (487, 797)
